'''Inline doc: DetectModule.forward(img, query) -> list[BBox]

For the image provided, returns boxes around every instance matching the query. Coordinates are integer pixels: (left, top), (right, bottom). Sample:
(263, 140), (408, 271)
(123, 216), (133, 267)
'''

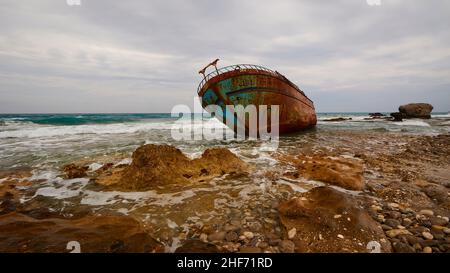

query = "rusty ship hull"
(197, 63), (317, 135)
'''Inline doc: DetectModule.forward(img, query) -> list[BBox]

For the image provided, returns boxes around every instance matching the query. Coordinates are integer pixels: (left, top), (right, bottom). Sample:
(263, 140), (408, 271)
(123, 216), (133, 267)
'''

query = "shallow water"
(1, 112), (448, 170)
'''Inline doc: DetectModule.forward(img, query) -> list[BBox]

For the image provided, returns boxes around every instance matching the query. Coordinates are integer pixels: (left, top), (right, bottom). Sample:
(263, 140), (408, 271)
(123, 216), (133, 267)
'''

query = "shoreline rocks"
(371, 202), (450, 253)
(399, 103), (433, 119)
(369, 113), (385, 118)
(390, 112), (404, 121)
(0, 212), (163, 253)
(278, 187), (391, 252)
(322, 117), (352, 122)
(62, 163), (88, 179)
(94, 144), (249, 191)
(1, 132), (448, 253)
(279, 155), (364, 191)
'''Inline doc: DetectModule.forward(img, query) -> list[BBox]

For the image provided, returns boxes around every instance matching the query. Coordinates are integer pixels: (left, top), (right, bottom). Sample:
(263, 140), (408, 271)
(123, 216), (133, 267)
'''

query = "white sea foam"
(318, 116), (370, 122)
(328, 185), (362, 196)
(431, 113), (450, 118)
(392, 120), (431, 127)
(276, 179), (308, 193)
(167, 219), (179, 229)
(117, 208), (129, 215)
(166, 237), (181, 253)
(80, 190), (149, 206)
(238, 184), (261, 199)
(0, 118), (226, 139)
(115, 158), (132, 166)
(278, 177), (362, 195)
(29, 170), (60, 182)
(28, 172), (216, 209)
(33, 178), (89, 200)
(88, 162), (103, 171)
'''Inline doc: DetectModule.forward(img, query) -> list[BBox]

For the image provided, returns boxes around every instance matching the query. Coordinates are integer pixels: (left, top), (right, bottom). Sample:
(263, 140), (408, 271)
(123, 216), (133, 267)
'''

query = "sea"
(1, 112), (449, 171)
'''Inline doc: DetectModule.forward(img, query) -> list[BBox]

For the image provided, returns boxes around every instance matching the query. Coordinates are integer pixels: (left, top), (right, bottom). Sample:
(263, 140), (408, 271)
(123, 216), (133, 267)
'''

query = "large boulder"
(95, 144), (249, 191)
(399, 103), (433, 119)
(278, 187), (391, 252)
(0, 212), (163, 252)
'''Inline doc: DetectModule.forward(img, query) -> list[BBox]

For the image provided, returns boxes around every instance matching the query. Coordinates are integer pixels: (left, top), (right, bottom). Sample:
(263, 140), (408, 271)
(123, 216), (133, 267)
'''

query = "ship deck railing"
(197, 64), (305, 97)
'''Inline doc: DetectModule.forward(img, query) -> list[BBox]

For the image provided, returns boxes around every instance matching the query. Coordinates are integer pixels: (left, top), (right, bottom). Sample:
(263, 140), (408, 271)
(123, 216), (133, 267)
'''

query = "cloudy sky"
(1, 0), (449, 113)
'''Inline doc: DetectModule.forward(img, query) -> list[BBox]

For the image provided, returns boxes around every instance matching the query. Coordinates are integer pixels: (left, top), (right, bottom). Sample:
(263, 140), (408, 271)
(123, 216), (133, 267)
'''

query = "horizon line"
(0, 111), (448, 115)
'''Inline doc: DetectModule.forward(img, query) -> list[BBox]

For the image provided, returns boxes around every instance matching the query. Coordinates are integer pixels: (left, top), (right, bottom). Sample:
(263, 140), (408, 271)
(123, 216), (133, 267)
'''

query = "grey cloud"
(0, 0), (449, 113)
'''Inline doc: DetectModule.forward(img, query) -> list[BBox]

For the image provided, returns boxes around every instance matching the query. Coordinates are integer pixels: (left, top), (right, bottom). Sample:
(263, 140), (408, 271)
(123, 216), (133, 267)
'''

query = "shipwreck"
(197, 59), (317, 135)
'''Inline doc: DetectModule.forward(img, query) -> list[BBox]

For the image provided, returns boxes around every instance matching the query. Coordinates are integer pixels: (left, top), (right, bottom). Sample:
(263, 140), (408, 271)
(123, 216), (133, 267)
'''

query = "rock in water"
(399, 103), (433, 119)
(322, 117), (352, 122)
(279, 155), (364, 191)
(369, 113), (385, 118)
(278, 187), (391, 253)
(0, 212), (163, 252)
(390, 112), (404, 121)
(95, 144), (248, 191)
(62, 163), (88, 179)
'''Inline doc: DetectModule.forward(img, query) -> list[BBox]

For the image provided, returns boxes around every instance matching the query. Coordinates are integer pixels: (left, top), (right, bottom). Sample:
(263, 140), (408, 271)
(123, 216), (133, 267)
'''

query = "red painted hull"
(198, 65), (317, 135)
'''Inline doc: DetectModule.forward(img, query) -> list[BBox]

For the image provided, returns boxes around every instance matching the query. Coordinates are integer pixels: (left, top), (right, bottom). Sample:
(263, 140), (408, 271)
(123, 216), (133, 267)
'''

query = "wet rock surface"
(278, 187), (390, 252)
(279, 155), (364, 191)
(95, 144), (249, 191)
(361, 134), (450, 252)
(62, 163), (89, 179)
(0, 212), (163, 253)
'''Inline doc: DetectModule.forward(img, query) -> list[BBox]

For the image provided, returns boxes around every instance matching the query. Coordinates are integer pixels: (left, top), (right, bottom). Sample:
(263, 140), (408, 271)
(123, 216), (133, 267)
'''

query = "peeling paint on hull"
(198, 65), (317, 135)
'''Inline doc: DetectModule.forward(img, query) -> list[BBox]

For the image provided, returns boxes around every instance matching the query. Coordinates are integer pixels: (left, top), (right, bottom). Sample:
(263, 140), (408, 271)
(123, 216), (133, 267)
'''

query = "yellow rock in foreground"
(95, 144), (249, 191)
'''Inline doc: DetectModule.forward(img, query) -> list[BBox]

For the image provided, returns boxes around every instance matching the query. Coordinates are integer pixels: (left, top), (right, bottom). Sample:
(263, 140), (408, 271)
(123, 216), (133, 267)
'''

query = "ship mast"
(198, 58), (220, 81)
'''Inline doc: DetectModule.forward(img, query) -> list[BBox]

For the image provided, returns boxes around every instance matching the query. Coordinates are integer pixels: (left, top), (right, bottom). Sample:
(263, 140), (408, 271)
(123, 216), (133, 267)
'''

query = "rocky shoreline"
(323, 103), (435, 122)
(0, 132), (449, 253)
